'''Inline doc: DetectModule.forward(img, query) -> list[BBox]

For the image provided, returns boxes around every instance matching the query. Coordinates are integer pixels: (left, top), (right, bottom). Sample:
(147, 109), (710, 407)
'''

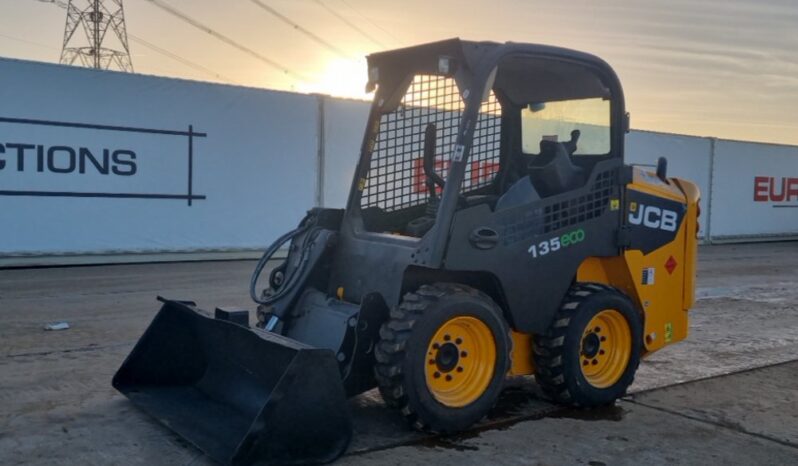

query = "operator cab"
(353, 39), (624, 238)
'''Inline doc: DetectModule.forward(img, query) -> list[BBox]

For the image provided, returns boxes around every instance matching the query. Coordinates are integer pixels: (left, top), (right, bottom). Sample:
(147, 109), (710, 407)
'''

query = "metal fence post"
(316, 95), (326, 207)
(706, 137), (716, 243)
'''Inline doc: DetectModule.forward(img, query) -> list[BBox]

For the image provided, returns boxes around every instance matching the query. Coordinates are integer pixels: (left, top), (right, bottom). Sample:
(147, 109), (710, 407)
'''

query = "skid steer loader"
(114, 39), (700, 465)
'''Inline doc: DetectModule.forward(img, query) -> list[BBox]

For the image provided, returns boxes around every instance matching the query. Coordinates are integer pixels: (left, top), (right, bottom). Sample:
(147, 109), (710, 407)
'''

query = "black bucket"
(113, 299), (352, 465)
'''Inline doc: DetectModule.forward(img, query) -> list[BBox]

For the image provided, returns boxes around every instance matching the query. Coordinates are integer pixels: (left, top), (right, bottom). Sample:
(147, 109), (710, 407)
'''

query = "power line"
(311, 0), (385, 49)
(338, 0), (401, 45)
(248, 0), (352, 59)
(129, 34), (237, 84)
(144, 0), (309, 81)
(36, 0), (68, 8)
(0, 32), (59, 51)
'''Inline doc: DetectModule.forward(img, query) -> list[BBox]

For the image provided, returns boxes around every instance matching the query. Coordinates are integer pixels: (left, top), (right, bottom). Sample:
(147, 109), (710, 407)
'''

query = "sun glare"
(299, 57), (372, 100)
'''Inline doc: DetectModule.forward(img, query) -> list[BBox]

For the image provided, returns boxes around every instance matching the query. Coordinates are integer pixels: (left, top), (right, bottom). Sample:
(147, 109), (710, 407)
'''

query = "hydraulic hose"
(249, 223), (310, 306)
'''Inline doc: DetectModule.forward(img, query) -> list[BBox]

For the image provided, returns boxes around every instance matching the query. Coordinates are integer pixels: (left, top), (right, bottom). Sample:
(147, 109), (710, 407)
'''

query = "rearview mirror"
(528, 102), (546, 112)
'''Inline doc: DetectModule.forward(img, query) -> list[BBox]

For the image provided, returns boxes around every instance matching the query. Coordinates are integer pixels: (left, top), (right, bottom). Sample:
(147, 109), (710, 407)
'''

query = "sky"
(2, 0), (798, 145)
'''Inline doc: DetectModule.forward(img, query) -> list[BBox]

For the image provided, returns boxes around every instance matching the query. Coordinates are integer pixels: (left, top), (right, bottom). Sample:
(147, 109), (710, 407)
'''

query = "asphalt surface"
(0, 241), (797, 465)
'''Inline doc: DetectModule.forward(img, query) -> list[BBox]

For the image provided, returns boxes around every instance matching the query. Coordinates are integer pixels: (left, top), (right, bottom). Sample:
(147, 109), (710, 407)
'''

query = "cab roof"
(366, 38), (622, 107)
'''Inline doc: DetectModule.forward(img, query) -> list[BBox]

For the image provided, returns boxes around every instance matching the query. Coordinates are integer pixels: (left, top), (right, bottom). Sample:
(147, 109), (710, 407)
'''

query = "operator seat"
(527, 136), (585, 197)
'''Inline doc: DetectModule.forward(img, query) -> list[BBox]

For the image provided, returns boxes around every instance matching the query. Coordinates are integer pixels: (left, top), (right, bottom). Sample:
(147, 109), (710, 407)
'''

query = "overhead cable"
(339, 0), (401, 44)
(145, 0), (309, 80)
(248, 0), (353, 59)
(129, 35), (238, 84)
(311, 0), (386, 49)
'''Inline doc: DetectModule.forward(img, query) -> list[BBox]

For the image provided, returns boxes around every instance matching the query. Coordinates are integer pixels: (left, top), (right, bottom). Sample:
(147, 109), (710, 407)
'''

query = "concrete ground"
(342, 361), (798, 466)
(0, 242), (797, 465)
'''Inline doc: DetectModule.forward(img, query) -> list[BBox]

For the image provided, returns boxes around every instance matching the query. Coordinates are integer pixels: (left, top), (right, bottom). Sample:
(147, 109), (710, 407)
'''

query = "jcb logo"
(629, 202), (678, 232)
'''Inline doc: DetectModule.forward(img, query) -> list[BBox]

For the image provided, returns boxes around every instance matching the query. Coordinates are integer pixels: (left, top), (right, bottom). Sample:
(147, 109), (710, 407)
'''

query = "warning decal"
(642, 267), (656, 285)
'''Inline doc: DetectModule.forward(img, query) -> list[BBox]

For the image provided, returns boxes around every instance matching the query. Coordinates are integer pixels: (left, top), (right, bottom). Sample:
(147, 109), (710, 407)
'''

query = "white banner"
(321, 97), (369, 207)
(2, 58), (796, 264)
(1, 58), (319, 259)
(710, 139), (798, 239)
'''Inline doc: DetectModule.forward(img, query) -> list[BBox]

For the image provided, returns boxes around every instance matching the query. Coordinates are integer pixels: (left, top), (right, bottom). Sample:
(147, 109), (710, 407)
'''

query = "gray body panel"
(444, 160), (622, 332)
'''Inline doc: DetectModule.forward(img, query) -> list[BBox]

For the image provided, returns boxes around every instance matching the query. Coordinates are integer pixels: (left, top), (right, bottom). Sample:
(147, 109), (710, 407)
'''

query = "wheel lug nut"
(591, 359), (598, 365)
(460, 351), (467, 358)
(600, 336), (606, 342)
(433, 343), (440, 349)
(434, 372), (441, 378)
(599, 350), (605, 355)
(445, 375), (453, 381)
(444, 335), (451, 341)
(457, 367), (464, 373)
(429, 359), (435, 365)
(594, 327), (601, 333)
(455, 338), (462, 345)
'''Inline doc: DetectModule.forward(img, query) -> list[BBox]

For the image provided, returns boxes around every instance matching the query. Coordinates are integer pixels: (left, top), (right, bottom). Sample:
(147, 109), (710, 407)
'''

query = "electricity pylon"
(60, 0), (133, 72)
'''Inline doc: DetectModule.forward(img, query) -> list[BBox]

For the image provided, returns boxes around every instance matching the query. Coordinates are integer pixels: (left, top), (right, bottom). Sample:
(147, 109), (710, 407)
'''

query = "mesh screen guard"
(360, 75), (502, 213)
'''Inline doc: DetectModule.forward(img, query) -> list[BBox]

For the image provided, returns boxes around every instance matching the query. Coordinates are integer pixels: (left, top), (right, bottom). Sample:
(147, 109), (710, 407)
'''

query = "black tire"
(534, 283), (642, 407)
(374, 283), (511, 433)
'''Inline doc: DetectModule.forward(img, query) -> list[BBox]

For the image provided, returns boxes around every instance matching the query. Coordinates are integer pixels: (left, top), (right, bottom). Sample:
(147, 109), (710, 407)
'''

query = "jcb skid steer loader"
(114, 39), (700, 465)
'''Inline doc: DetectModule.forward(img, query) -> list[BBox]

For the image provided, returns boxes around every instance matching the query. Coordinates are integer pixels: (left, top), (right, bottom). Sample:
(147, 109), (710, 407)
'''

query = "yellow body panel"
(577, 168), (700, 355)
(508, 330), (535, 375)
(673, 178), (700, 309)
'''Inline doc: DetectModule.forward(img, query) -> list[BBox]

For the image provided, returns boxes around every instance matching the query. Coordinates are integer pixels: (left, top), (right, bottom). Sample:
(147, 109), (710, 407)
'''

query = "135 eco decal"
(528, 228), (586, 258)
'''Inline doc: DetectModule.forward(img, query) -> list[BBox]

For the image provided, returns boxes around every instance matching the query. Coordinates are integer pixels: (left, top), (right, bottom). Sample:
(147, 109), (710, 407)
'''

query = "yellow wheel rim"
(580, 309), (631, 388)
(424, 316), (496, 408)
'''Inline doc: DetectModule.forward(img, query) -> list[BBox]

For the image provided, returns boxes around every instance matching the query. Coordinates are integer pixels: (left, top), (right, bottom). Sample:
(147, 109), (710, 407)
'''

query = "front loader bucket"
(113, 299), (352, 465)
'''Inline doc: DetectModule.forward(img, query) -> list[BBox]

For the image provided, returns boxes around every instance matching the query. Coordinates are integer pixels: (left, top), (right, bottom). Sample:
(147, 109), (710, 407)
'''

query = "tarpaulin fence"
(1, 58), (795, 266)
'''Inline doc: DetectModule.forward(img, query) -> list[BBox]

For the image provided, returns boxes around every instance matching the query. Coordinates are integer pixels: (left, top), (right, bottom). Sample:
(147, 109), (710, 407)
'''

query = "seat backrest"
(528, 141), (584, 197)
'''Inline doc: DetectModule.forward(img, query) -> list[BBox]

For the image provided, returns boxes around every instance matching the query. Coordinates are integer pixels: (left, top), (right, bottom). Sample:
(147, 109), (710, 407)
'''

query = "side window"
(521, 97), (610, 156)
(359, 74), (502, 234)
(360, 75), (465, 215)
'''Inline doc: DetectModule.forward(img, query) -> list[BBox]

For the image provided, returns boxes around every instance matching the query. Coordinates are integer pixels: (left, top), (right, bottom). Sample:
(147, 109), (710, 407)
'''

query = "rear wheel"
(374, 283), (511, 432)
(534, 283), (642, 407)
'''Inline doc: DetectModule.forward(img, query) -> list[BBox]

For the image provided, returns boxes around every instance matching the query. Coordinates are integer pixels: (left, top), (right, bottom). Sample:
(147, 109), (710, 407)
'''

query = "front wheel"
(534, 283), (642, 407)
(374, 283), (511, 433)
